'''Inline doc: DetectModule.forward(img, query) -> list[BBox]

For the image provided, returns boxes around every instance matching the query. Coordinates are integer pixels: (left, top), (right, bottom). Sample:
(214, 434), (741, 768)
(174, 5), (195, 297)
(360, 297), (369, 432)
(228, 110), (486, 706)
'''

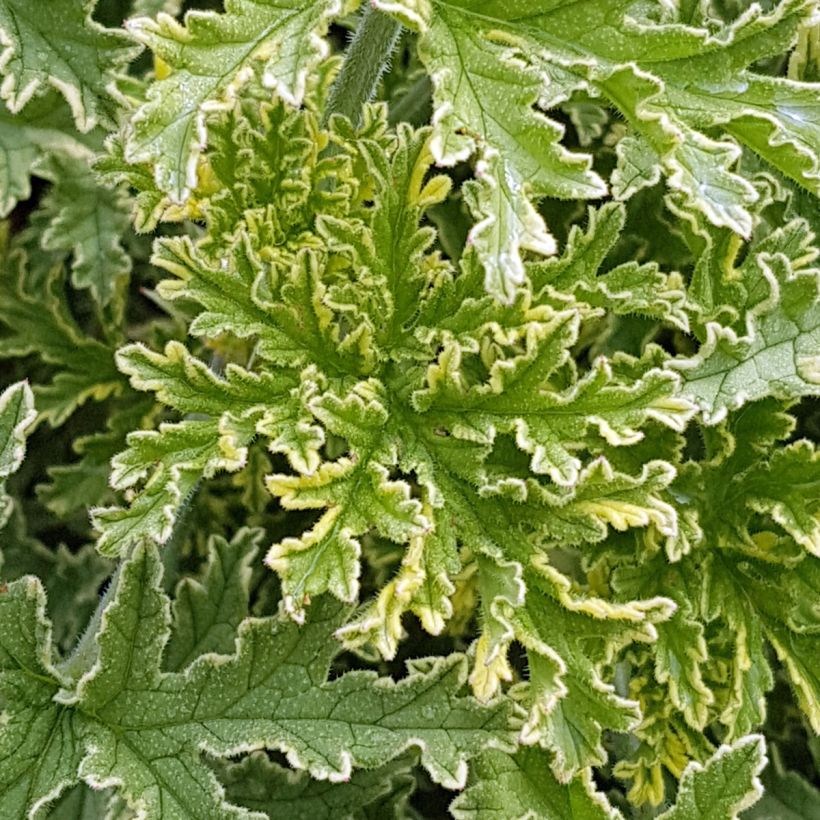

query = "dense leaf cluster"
(1, 1), (820, 817)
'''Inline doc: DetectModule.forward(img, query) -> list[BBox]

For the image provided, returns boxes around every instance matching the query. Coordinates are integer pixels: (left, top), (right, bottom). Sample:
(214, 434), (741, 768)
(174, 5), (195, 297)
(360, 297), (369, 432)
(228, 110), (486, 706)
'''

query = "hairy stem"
(57, 562), (122, 682)
(59, 481), (202, 682)
(323, 5), (402, 127)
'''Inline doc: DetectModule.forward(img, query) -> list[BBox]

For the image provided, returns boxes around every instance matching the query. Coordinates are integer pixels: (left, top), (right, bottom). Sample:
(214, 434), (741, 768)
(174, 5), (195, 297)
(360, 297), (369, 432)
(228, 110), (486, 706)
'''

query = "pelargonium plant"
(1, 1), (820, 817)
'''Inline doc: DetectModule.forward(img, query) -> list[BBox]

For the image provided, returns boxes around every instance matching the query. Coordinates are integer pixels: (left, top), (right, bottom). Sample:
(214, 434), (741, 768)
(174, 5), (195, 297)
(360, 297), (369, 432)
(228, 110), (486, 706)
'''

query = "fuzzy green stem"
(57, 562), (123, 682)
(323, 5), (402, 127)
(58, 480), (202, 682)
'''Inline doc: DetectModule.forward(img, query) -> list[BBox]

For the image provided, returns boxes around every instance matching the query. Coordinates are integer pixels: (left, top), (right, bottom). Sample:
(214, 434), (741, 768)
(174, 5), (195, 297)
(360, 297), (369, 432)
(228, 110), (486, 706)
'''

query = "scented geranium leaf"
(152, 238), (372, 377)
(63, 543), (514, 815)
(742, 440), (820, 556)
(195, 95), (354, 248)
(252, 248), (379, 375)
(96, 342), (317, 556)
(0, 0), (137, 131)
(0, 94), (91, 217)
(37, 399), (152, 517)
(450, 747), (620, 820)
(674, 249), (820, 423)
(94, 131), (169, 233)
(124, 0), (341, 201)
(513, 560), (674, 781)
(267, 381), (428, 616)
(725, 556), (820, 733)
(0, 576), (81, 816)
(654, 613), (713, 731)
(611, 557), (714, 731)
(470, 553), (524, 700)
(319, 123), (453, 344)
(46, 784), (116, 820)
(587, 262), (689, 331)
(415, 313), (694, 487)
(765, 623), (820, 734)
(116, 341), (298, 419)
(91, 468), (198, 557)
(92, 416), (255, 556)
(337, 503), (459, 659)
(703, 555), (802, 737)
(150, 236), (279, 344)
(531, 203), (689, 331)
(510, 458), (681, 549)
(666, 73), (820, 198)
(379, 0), (819, 265)
(37, 153), (131, 307)
(164, 528), (262, 671)
(595, 66), (758, 237)
(611, 134), (662, 200)
(413, 2), (607, 200)
(529, 202), (623, 294)
(389, 422), (682, 705)
(671, 398), (797, 549)
(685, 209), (819, 335)
(212, 752), (416, 819)
(0, 508), (113, 650)
(0, 256), (125, 427)
(643, 404), (820, 735)
(111, 419), (250, 491)
(462, 152), (557, 304)
(0, 380), (35, 528)
(657, 735), (765, 820)
(3, 330), (54, 427)
(373, 0), (605, 291)
(746, 747), (820, 820)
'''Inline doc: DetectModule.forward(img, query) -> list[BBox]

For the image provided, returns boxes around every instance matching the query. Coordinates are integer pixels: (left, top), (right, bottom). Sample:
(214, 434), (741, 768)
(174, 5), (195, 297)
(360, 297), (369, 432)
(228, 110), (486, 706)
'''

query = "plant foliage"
(1, 0), (820, 817)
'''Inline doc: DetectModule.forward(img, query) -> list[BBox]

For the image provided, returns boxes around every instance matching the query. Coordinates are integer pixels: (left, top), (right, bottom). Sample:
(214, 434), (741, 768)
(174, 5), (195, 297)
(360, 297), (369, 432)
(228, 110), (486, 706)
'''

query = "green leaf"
(667, 73), (820, 198)
(0, 380), (35, 528)
(675, 243), (820, 423)
(450, 747), (619, 820)
(747, 570), (820, 734)
(513, 559), (674, 781)
(462, 150), (558, 304)
(337, 502), (459, 659)
(91, 426), (216, 556)
(163, 527), (261, 671)
(379, 0), (605, 294)
(45, 784), (116, 820)
(37, 152), (132, 306)
(0, 0), (137, 131)
(745, 746), (820, 820)
(0, 380), (35, 474)
(653, 612), (713, 731)
(1, 538), (514, 817)
(376, 0), (820, 291)
(95, 341), (320, 556)
(0, 576), (81, 817)
(415, 316), (694, 487)
(0, 508), (113, 650)
(657, 735), (766, 820)
(0, 255), (126, 427)
(212, 752), (416, 819)
(124, 0), (341, 201)
(267, 381), (428, 616)
(530, 203), (690, 332)
(395, 0), (606, 203)
(37, 399), (152, 517)
(743, 440), (820, 557)
(0, 94), (91, 217)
